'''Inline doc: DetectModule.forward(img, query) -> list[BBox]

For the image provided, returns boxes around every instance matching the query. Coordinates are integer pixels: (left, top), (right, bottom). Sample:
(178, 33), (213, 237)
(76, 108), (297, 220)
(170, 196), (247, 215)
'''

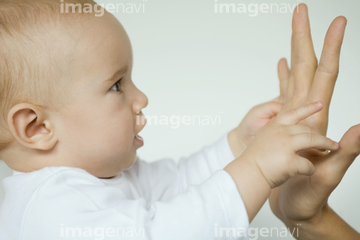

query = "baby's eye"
(110, 79), (123, 93)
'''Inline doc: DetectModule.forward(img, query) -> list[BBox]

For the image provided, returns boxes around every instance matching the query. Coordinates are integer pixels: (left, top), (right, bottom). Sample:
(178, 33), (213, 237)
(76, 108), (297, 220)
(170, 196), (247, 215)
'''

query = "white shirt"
(0, 133), (249, 240)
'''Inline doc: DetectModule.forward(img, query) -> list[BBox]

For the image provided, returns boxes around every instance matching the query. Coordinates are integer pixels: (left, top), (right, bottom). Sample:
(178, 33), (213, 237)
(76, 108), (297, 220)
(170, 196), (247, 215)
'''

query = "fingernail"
(316, 101), (323, 107)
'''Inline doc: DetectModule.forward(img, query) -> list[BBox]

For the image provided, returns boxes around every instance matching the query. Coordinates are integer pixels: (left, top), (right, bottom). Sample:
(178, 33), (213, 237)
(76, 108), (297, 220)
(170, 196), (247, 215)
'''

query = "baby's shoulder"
(2, 166), (126, 211)
(0, 167), (131, 238)
(8, 166), (103, 191)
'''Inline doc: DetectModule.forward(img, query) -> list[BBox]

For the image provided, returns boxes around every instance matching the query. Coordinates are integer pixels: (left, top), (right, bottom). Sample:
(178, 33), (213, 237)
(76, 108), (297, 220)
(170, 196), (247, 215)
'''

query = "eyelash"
(110, 79), (123, 93)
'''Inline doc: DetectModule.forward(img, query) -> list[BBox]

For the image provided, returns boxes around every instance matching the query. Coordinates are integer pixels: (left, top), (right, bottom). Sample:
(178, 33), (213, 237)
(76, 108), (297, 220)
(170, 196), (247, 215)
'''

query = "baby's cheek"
(111, 123), (133, 148)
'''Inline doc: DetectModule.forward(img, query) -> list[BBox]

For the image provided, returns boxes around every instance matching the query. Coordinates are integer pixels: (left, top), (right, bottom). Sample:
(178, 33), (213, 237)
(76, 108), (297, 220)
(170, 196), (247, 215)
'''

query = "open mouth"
(134, 134), (144, 146)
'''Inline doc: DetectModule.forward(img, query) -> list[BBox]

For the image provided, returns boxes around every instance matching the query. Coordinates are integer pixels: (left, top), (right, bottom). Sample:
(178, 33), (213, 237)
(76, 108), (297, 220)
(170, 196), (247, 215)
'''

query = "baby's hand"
(240, 101), (339, 188)
(228, 99), (282, 158)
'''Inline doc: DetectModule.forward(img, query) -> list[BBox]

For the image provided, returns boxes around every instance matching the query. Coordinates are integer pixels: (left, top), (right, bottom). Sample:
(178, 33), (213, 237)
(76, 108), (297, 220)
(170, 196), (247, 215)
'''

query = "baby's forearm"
(224, 157), (271, 222)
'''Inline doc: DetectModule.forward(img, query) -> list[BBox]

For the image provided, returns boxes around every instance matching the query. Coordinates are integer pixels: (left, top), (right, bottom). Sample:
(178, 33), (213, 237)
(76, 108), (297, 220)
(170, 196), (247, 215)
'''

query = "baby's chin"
(124, 153), (138, 170)
(91, 152), (138, 179)
(108, 154), (138, 177)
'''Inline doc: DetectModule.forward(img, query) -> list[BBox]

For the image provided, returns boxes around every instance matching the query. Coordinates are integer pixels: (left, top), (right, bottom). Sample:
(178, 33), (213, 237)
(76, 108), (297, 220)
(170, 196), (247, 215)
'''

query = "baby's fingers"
(277, 101), (323, 125)
(292, 133), (339, 152)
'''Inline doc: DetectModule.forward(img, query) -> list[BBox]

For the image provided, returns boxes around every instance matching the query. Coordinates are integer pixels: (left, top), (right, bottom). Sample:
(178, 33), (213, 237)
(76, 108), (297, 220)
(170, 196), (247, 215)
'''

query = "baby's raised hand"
(224, 101), (339, 222)
(228, 99), (282, 158)
(240, 101), (339, 188)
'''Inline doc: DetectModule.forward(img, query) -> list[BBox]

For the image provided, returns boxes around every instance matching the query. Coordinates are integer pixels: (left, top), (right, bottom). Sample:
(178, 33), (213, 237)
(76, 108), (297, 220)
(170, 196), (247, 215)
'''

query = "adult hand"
(275, 4), (345, 137)
(268, 3), (360, 239)
(270, 124), (360, 239)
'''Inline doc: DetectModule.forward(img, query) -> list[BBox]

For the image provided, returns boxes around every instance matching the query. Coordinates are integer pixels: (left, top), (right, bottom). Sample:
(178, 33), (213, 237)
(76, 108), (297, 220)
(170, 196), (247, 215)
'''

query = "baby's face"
(53, 12), (148, 178)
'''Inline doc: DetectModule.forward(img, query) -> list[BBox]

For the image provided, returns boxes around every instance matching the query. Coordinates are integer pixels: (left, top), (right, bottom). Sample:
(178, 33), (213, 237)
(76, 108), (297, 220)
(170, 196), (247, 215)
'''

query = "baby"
(0, 0), (339, 239)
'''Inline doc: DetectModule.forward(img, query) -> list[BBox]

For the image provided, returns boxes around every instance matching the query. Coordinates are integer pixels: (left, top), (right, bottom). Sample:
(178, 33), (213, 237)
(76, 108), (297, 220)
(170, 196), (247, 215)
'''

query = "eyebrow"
(104, 65), (128, 83)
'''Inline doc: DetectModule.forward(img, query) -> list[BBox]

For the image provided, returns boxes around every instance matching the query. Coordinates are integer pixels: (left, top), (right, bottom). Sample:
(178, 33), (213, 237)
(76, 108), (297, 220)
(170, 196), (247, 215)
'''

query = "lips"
(135, 134), (143, 141)
(134, 134), (144, 146)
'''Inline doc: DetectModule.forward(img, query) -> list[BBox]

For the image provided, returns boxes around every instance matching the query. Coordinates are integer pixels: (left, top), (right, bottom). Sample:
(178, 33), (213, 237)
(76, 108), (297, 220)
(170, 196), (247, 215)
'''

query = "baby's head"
(0, 0), (148, 178)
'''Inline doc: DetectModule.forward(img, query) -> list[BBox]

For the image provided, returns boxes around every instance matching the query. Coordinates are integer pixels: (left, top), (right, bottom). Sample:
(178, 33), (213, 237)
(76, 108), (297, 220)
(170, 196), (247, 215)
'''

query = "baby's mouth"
(134, 134), (144, 146)
(135, 134), (143, 141)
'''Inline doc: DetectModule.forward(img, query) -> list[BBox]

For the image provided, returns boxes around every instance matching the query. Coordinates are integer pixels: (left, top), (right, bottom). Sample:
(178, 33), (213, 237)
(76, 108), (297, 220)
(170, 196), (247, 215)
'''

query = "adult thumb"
(318, 124), (360, 185)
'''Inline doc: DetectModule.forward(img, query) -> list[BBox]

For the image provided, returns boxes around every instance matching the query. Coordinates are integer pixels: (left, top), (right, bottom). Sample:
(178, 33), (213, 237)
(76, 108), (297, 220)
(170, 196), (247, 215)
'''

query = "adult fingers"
(308, 16), (347, 109)
(277, 101), (323, 125)
(277, 58), (290, 101)
(291, 3), (317, 98)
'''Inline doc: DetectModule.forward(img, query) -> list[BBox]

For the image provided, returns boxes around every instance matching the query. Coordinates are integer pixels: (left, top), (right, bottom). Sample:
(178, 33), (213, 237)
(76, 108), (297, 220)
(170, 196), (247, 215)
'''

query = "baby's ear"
(7, 103), (58, 150)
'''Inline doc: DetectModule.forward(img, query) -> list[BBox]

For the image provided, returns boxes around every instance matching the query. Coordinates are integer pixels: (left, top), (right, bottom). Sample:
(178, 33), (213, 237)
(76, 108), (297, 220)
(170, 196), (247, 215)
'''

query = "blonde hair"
(0, 0), (97, 152)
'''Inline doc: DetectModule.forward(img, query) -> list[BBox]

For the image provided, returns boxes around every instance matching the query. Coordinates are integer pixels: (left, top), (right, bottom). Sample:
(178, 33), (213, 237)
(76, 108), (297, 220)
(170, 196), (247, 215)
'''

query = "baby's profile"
(0, 1), (340, 239)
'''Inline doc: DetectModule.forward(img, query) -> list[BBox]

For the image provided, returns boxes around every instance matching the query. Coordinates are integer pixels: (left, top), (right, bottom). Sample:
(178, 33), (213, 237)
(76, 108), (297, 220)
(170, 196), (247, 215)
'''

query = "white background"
(1, 0), (359, 239)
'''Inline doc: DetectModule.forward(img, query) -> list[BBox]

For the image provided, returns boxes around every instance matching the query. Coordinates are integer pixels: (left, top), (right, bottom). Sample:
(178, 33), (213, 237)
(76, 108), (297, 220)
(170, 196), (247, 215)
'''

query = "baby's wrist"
(251, 159), (273, 189)
(237, 156), (272, 192)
